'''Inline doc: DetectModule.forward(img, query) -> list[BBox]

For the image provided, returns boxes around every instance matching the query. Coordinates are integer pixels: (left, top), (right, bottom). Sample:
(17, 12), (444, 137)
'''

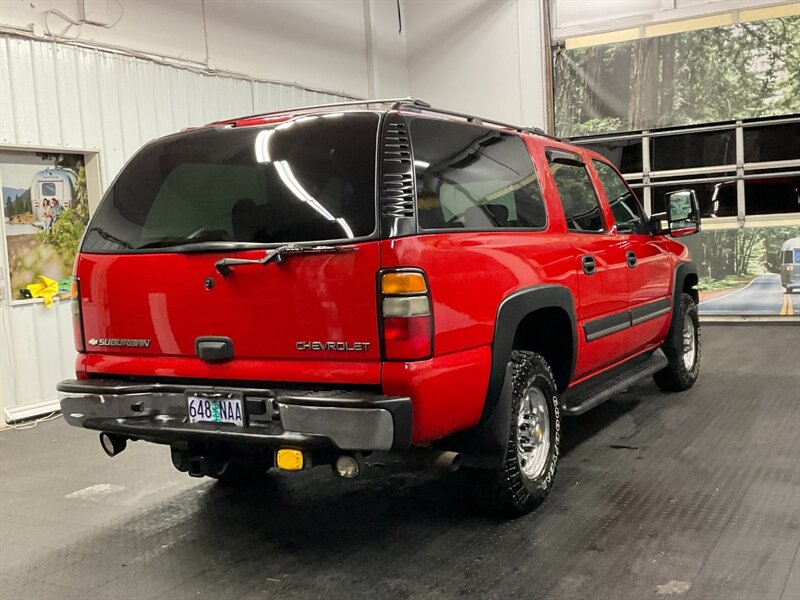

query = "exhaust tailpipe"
(99, 432), (127, 457)
(406, 448), (462, 472)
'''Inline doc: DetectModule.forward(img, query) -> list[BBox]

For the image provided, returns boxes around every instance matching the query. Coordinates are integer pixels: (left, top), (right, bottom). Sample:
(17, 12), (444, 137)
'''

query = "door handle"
(582, 255), (596, 275)
(626, 251), (638, 268)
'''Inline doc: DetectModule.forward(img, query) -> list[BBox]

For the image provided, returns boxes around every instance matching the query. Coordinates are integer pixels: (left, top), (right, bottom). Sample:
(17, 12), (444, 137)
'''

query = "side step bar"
(560, 349), (668, 416)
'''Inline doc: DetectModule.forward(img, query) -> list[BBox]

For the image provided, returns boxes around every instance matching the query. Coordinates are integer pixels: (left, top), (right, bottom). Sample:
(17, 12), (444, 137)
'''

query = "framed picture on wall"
(0, 149), (98, 305)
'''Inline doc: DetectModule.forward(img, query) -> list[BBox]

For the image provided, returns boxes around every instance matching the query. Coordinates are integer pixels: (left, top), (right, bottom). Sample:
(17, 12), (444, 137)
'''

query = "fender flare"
(445, 284), (576, 468)
(669, 261), (698, 335)
(483, 284), (577, 420)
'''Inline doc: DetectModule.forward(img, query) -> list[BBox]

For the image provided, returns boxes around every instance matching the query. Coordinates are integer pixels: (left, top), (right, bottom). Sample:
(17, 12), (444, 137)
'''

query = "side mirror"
(666, 189), (700, 237)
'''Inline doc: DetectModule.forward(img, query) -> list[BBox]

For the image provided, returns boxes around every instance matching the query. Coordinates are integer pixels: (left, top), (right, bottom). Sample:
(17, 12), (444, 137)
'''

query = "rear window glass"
(83, 113), (379, 252)
(410, 118), (546, 230)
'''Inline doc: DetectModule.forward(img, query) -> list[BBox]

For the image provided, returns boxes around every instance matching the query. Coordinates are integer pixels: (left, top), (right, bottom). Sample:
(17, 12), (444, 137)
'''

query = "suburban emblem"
(87, 338), (152, 348)
(296, 341), (371, 352)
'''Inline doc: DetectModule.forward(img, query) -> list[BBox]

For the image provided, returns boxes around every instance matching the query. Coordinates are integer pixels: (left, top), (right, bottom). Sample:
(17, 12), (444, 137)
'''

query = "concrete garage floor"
(1, 325), (798, 600)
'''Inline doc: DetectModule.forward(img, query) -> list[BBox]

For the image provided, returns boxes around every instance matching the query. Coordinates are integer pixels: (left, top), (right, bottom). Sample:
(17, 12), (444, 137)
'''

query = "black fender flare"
(483, 284), (577, 420)
(444, 284), (577, 468)
(669, 261), (698, 335)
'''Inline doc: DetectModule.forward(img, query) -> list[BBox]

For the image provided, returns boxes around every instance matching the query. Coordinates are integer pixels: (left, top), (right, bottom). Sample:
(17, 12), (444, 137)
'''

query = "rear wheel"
(468, 351), (561, 516)
(654, 293), (700, 392)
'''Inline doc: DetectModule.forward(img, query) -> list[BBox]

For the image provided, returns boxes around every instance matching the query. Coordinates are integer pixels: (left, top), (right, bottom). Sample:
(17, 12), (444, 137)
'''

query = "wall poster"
(1, 150), (90, 304)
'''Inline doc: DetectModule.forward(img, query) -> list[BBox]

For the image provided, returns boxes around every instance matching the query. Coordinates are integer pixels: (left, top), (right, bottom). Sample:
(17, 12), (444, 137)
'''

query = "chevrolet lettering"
(295, 341), (372, 352)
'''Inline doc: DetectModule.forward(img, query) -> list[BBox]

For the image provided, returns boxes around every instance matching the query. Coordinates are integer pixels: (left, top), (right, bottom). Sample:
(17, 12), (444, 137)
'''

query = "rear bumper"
(57, 379), (412, 452)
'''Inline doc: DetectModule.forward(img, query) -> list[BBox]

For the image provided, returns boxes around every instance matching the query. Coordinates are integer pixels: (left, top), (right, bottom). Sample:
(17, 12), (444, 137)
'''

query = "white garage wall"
(0, 0), (411, 99)
(404, 0), (547, 129)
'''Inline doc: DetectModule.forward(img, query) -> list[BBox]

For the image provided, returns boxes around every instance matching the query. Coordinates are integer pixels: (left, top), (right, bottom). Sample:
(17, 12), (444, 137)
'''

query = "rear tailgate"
(77, 244), (381, 384)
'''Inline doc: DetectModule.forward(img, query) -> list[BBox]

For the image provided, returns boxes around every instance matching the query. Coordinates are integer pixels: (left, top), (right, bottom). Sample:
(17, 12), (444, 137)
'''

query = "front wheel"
(468, 351), (561, 516)
(654, 293), (701, 392)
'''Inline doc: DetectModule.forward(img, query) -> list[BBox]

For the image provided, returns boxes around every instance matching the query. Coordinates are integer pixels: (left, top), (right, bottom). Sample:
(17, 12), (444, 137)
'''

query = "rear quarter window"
(410, 118), (546, 231)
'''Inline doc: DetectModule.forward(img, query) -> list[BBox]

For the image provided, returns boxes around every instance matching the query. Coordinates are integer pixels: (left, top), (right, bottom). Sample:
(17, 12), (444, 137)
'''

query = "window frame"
(545, 147), (608, 235)
(410, 117), (549, 234)
(591, 158), (649, 235)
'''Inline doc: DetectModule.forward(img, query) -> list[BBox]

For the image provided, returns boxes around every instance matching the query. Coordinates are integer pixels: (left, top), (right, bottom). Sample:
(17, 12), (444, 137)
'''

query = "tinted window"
(581, 139), (643, 173)
(548, 156), (605, 232)
(83, 113), (379, 252)
(593, 160), (647, 234)
(410, 119), (546, 230)
(651, 129), (735, 171)
(744, 123), (800, 163)
(41, 182), (56, 196)
(744, 175), (800, 215)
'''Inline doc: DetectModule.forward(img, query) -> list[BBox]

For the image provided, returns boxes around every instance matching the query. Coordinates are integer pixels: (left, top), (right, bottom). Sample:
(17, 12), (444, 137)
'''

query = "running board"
(560, 349), (668, 416)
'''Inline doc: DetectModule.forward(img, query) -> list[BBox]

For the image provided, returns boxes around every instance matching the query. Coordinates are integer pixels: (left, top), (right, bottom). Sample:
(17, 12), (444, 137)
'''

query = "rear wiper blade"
(215, 244), (356, 276)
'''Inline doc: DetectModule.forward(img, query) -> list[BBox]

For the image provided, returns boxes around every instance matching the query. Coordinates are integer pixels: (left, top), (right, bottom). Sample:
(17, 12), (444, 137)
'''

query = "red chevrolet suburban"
(58, 98), (701, 515)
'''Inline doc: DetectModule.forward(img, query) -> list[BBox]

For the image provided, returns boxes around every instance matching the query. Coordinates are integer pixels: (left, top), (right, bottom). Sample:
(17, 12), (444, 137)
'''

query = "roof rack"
(390, 99), (561, 141)
(212, 96), (560, 140)
(212, 97), (432, 126)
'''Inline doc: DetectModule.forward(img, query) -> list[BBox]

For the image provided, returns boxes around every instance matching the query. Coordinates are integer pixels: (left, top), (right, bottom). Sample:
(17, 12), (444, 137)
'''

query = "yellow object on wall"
(26, 276), (59, 307)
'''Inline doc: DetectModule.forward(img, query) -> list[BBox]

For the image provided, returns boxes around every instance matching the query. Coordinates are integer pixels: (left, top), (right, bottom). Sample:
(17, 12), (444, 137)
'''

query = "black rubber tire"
(468, 351), (561, 516)
(653, 293), (701, 392)
(211, 461), (269, 485)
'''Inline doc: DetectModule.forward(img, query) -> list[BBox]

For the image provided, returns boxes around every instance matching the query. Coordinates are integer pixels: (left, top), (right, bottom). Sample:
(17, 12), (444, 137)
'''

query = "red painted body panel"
(77, 242), (383, 383)
(382, 346), (491, 443)
(76, 353), (381, 385)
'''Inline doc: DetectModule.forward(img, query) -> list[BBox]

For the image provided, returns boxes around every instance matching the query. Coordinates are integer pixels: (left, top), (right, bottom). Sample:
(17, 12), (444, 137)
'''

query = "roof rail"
(211, 97), (431, 126)
(390, 99), (561, 141)
(210, 96), (560, 140)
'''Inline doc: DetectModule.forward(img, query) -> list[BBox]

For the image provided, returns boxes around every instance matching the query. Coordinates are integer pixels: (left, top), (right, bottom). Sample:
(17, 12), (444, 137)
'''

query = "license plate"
(187, 393), (244, 427)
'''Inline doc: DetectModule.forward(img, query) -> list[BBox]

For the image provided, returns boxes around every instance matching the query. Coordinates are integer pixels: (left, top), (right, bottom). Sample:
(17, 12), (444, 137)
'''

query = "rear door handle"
(582, 255), (596, 275)
(626, 251), (638, 268)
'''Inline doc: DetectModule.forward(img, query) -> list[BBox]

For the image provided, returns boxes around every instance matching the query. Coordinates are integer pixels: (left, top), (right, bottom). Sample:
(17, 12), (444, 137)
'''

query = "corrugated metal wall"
(0, 35), (355, 421)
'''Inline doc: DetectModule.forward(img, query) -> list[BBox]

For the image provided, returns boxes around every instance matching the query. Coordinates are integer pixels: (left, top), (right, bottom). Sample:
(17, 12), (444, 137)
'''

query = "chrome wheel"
(516, 386), (551, 480)
(682, 317), (697, 370)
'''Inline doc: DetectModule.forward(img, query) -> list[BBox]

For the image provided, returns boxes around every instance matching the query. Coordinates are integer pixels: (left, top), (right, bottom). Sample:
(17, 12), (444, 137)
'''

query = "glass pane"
(651, 177), (737, 218)
(593, 160), (647, 234)
(581, 139), (643, 173)
(744, 123), (800, 163)
(651, 129), (735, 171)
(744, 173), (800, 215)
(548, 161), (605, 232)
(83, 113), (379, 252)
(411, 119), (546, 230)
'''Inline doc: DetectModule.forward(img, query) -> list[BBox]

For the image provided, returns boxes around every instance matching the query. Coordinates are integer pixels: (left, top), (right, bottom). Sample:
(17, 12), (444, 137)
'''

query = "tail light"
(71, 277), (85, 353)
(379, 270), (433, 360)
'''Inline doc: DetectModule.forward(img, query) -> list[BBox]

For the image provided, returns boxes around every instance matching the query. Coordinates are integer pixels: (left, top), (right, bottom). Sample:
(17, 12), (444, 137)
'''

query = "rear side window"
(592, 160), (648, 234)
(547, 154), (605, 232)
(410, 119), (546, 230)
(82, 113), (379, 252)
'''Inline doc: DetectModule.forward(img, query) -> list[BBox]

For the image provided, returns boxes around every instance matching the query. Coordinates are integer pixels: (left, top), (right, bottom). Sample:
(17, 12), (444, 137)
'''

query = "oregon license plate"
(187, 393), (244, 427)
